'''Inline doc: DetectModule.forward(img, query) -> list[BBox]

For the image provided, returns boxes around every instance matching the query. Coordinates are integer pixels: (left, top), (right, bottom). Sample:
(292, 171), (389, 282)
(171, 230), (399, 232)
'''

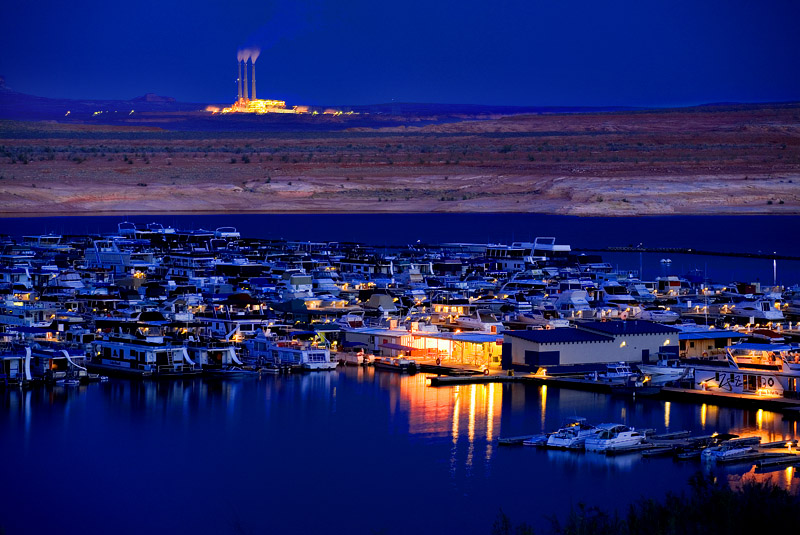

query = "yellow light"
(665, 339), (670, 345)
(620, 341), (627, 348)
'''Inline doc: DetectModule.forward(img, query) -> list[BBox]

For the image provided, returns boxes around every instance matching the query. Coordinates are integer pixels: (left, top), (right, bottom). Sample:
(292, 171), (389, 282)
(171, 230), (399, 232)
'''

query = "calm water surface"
(2, 369), (797, 535)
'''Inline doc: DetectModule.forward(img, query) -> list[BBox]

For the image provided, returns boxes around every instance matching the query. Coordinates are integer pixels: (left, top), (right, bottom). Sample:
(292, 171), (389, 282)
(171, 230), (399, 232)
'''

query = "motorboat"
(552, 290), (597, 319)
(638, 357), (692, 385)
(584, 424), (645, 452)
(701, 437), (760, 462)
(338, 350), (374, 366)
(372, 356), (418, 374)
(633, 306), (680, 324)
(598, 281), (637, 307)
(545, 418), (597, 449)
(585, 362), (640, 384)
(214, 227), (240, 239)
(455, 309), (504, 332)
(628, 283), (656, 303)
(725, 299), (784, 323)
(516, 308), (570, 328)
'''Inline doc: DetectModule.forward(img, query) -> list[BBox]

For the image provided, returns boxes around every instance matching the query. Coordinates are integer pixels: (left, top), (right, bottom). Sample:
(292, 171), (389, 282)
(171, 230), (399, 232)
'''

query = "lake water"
(1, 369), (797, 535)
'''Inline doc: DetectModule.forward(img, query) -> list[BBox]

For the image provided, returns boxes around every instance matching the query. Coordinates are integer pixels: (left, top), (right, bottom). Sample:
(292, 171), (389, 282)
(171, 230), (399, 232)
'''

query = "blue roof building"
(502, 320), (679, 372)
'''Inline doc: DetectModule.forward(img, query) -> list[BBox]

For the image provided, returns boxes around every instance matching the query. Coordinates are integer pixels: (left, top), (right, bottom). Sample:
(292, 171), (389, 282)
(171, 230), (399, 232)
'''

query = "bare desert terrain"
(1, 103), (798, 216)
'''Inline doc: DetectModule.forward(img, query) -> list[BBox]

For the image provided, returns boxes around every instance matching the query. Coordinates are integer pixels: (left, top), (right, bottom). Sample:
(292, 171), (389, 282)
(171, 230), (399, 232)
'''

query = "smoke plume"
(237, 48), (261, 63)
(238, 0), (324, 59)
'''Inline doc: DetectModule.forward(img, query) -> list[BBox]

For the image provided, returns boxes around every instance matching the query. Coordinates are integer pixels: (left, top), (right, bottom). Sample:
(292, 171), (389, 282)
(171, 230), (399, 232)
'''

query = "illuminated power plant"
(209, 48), (350, 116)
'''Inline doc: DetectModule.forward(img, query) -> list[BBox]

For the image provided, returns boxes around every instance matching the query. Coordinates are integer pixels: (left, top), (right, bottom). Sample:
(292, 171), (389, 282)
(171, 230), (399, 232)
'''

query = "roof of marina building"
(504, 328), (613, 345)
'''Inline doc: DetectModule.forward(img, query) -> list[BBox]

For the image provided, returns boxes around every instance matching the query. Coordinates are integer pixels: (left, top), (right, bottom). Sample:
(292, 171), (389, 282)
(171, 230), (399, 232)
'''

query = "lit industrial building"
(208, 50), (349, 116)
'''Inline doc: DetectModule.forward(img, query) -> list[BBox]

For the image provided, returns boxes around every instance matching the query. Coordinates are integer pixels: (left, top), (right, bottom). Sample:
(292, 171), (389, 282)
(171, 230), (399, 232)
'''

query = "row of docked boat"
(522, 418), (647, 452)
(515, 418), (798, 464)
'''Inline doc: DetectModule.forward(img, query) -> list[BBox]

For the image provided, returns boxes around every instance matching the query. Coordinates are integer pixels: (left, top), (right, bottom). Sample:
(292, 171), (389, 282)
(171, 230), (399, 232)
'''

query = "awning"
(379, 343), (416, 351)
(342, 341), (368, 348)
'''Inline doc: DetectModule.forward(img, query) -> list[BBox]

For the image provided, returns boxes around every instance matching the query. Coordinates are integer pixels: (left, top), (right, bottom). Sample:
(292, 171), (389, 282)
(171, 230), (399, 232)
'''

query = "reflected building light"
(700, 403), (707, 428)
(486, 383), (495, 443)
(466, 385), (477, 468)
(452, 387), (461, 445)
(786, 467), (794, 489)
(664, 401), (671, 429)
(450, 388), (461, 475)
(486, 383), (495, 463)
(757, 409), (763, 430)
(540, 385), (547, 430)
(468, 384), (477, 445)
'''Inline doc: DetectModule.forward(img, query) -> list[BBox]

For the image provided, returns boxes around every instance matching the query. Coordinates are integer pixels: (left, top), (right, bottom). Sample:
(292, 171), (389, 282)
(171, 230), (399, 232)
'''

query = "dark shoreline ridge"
(493, 473), (800, 535)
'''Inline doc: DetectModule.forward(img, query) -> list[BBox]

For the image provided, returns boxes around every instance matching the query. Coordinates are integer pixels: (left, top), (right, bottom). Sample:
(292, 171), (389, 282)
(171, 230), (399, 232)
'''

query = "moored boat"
(373, 356), (418, 374)
(584, 424), (645, 452)
(546, 417), (597, 449)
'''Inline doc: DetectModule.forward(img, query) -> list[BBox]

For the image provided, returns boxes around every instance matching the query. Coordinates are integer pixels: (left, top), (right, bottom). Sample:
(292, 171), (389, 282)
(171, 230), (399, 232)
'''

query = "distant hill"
(131, 93), (177, 103)
(0, 85), (203, 122)
(1, 80), (797, 132)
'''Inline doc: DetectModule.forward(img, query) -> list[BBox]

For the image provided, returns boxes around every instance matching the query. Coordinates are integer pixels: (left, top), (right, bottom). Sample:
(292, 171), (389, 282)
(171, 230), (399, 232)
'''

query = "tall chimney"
(237, 60), (243, 101)
(243, 58), (249, 101)
(251, 60), (256, 101)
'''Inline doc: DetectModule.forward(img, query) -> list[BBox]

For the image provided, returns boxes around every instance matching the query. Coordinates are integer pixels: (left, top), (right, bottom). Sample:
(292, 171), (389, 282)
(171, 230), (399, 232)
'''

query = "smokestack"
(237, 60), (243, 101)
(243, 59), (249, 101)
(251, 60), (256, 101)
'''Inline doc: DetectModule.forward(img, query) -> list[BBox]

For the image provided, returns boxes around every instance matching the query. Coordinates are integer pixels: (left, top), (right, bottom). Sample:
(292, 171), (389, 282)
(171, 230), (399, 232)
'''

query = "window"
(690, 341), (695, 348)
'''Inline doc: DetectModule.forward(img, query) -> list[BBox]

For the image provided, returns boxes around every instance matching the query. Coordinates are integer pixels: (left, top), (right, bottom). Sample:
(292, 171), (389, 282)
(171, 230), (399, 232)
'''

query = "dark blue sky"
(1, 0), (798, 106)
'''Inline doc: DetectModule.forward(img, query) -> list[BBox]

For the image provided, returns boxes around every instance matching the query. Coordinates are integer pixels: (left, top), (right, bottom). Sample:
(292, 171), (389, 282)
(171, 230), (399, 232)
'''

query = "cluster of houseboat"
(1, 224), (799, 404)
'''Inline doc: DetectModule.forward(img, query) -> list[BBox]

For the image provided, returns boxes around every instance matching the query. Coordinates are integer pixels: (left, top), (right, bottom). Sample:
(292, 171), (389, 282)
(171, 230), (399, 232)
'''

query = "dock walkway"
(427, 372), (800, 414)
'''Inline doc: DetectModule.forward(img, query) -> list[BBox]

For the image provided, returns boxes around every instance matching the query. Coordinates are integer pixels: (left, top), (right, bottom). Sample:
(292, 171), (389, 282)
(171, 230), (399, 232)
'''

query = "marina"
(1, 214), (799, 534)
(2, 216), (800, 403)
(2, 2), (798, 531)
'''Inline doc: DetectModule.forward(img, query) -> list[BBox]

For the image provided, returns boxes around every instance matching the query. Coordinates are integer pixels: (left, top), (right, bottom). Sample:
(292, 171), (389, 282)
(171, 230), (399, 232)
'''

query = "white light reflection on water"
(664, 401), (671, 429)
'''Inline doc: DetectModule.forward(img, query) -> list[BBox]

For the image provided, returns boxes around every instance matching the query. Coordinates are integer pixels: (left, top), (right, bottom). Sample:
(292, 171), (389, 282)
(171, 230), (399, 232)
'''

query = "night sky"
(1, 0), (798, 107)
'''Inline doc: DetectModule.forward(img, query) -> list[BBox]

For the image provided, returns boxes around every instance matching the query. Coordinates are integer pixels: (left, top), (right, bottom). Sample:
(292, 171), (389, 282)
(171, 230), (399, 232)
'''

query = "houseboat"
(89, 320), (199, 378)
(246, 332), (338, 371)
(691, 345), (800, 398)
(185, 342), (249, 377)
